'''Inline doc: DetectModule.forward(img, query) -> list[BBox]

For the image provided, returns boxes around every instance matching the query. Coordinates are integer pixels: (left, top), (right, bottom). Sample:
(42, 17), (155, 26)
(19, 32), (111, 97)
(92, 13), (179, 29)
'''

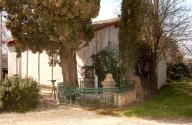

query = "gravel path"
(0, 106), (192, 125)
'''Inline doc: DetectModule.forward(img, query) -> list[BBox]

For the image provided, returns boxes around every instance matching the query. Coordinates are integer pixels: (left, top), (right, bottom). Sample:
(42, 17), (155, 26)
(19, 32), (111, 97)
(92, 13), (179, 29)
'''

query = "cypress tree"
(119, 0), (143, 79)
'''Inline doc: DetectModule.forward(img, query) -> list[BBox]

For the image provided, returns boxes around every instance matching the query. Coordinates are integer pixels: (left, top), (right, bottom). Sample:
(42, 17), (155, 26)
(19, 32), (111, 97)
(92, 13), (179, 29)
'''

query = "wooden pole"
(26, 50), (28, 78)
(51, 48), (54, 81)
(0, 11), (2, 80)
(38, 52), (40, 82)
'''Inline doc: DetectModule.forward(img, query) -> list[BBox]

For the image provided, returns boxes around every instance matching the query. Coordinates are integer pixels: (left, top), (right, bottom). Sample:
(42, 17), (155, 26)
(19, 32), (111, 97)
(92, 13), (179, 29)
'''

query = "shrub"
(0, 76), (39, 112)
(91, 48), (121, 87)
(167, 63), (190, 82)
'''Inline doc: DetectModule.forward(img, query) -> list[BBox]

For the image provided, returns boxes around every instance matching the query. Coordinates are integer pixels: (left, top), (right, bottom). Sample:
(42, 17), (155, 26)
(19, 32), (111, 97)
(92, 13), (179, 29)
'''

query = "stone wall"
(114, 90), (136, 106)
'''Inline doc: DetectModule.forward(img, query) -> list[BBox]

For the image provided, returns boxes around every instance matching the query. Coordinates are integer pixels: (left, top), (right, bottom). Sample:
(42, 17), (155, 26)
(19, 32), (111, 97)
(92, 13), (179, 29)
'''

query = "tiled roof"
(92, 18), (119, 31)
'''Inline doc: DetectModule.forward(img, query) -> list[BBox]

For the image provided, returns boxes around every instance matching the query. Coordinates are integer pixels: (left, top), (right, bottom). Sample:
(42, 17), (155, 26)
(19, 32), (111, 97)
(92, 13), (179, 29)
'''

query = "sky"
(93, 0), (121, 21)
(93, 0), (192, 21)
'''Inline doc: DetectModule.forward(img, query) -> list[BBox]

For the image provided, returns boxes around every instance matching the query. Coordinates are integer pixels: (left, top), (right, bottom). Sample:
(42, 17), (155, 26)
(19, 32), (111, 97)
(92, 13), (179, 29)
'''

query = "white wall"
(8, 25), (119, 86)
(77, 25), (119, 79)
(8, 46), (17, 76)
(157, 55), (167, 89)
(8, 47), (63, 86)
(8, 24), (167, 88)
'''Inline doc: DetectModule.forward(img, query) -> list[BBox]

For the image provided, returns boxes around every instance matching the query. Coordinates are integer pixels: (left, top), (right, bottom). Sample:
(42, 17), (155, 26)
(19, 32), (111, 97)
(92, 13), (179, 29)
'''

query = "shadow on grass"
(123, 81), (192, 120)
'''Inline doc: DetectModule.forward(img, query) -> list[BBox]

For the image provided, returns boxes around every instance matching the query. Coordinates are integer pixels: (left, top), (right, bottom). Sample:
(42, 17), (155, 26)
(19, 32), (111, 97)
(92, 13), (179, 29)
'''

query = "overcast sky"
(93, 0), (192, 21)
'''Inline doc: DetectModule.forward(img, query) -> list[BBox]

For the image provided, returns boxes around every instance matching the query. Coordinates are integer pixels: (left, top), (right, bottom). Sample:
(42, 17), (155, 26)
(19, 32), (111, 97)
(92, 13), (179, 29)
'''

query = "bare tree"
(141, 0), (191, 92)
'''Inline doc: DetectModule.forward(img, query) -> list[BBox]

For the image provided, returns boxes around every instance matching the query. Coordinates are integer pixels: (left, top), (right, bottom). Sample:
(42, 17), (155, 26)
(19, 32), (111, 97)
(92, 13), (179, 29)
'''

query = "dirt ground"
(0, 87), (192, 125)
(1, 105), (192, 125)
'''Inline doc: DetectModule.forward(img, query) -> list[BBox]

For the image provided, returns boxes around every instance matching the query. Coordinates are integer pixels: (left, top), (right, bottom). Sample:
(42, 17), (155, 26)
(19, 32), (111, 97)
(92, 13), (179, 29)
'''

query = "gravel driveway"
(0, 106), (192, 125)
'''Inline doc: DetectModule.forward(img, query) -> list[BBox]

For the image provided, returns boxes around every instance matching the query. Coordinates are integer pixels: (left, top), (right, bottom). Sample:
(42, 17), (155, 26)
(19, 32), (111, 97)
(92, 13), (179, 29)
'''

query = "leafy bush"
(91, 48), (121, 87)
(0, 76), (39, 112)
(167, 63), (190, 82)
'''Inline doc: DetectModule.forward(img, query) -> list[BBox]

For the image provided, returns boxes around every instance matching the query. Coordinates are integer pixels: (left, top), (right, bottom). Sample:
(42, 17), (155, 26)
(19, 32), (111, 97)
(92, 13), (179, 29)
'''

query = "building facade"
(8, 18), (167, 88)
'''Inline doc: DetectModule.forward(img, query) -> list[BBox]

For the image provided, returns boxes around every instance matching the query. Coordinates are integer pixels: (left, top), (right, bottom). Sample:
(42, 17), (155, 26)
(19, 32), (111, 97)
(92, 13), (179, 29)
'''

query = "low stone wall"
(114, 90), (136, 106)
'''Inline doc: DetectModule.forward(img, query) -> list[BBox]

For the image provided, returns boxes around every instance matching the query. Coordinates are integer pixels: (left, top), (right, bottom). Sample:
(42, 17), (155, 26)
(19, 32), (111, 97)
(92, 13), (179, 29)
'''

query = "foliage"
(2, 0), (100, 87)
(119, 0), (143, 78)
(135, 43), (151, 81)
(0, 77), (39, 112)
(165, 40), (184, 64)
(91, 48), (120, 87)
(167, 63), (190, 82)
(142, 0), (190, 91)
(119, 0), (190, 92)
(2, 0), (100, 52)
(123, 81), (192, 118)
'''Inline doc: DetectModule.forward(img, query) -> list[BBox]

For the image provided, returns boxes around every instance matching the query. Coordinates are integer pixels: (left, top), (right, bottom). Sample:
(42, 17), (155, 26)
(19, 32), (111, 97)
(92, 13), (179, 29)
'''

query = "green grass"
(123, 81), (192, 119)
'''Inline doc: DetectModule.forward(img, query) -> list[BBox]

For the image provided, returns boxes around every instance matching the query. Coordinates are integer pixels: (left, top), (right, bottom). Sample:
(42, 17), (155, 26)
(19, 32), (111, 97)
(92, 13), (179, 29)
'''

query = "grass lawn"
(123, 80), (192, 119)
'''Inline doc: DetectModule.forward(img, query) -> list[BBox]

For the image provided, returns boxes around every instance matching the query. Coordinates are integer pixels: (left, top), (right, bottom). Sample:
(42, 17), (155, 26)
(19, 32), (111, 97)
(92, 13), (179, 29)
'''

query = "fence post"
(114, 93), (118, 106)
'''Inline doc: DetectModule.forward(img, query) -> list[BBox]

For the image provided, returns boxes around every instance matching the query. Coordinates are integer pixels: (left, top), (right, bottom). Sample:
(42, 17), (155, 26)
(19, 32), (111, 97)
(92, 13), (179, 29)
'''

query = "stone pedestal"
(101, 74), (116, 104)
(101, 73), (116, 88)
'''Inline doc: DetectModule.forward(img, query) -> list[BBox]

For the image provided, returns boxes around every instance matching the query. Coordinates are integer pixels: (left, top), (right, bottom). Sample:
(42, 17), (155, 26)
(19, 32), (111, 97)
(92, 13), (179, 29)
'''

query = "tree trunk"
(149, 54), (158, 94)
(60, 48), (78, 87)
